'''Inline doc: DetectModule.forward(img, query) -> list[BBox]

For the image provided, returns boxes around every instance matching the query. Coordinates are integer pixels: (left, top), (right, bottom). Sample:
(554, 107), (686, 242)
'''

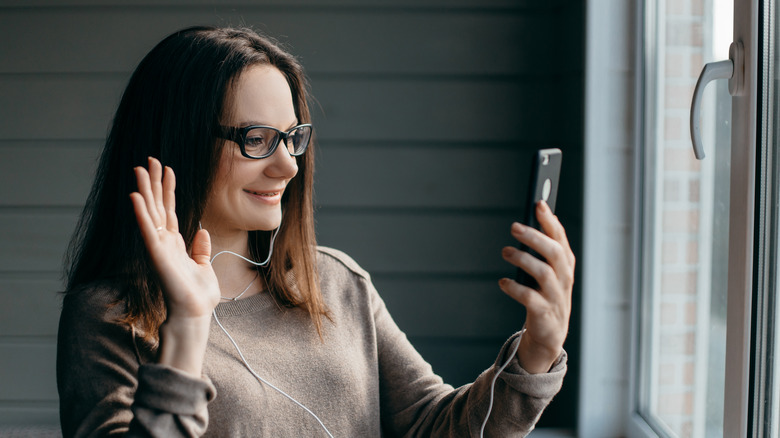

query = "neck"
(207, 230), (262, 301)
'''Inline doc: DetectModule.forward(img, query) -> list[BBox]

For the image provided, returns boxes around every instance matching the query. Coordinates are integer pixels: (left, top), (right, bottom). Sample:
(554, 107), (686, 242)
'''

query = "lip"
(243, 188), (284, 204)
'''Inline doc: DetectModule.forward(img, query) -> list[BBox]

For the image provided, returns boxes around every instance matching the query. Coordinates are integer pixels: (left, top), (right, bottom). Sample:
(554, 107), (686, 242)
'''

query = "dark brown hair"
(65, 26), (325, 339)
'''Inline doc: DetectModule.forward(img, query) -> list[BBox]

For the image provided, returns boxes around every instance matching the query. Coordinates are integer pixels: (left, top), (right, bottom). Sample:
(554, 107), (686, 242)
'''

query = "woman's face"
(201, 65), (300, 239)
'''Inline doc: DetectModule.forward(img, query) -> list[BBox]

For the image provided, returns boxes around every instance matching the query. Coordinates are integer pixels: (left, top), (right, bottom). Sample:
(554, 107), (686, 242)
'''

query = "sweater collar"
(214, 292), (276, 317)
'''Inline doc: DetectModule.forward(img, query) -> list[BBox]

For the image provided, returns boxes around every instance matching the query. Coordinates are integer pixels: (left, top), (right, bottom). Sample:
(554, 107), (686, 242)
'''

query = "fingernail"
(538, 200), (548, 211)
(512, 222), (524, 233)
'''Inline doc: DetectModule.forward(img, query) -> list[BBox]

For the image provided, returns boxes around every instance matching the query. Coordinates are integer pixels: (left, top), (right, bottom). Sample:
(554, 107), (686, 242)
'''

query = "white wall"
(580, 0), (639, 436)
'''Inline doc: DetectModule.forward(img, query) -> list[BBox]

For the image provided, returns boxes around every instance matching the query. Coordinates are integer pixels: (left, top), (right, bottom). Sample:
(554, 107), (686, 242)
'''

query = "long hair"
(64, 26), (324, 339)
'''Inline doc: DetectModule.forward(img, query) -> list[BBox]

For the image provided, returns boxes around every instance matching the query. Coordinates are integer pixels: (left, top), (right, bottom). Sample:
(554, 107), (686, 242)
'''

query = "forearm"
(157, 315), (212, 377)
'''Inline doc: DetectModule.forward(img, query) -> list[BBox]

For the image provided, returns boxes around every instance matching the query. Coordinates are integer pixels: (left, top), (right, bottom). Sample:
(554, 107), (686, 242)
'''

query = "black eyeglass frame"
(218, 123), (313, 160)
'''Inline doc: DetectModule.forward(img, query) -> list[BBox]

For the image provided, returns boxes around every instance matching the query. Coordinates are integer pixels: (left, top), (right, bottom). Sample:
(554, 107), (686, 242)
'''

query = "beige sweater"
(57, 247), (566, 437)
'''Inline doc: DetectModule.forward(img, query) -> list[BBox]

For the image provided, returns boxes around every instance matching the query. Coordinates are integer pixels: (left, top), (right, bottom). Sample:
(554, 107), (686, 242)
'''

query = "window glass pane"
(639, 0), (732, 436)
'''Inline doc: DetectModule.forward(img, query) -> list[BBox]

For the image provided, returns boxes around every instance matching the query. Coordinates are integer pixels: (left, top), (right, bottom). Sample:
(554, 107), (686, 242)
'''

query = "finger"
(130, 192), (159, 248)
(511, 222), (557, 262)
(163, 166), (179, 233)
(499, 277), (546, 310)
(502, 246), (560, 294)
(148, 157), (166, 225)
(511, 222), (573, 283)
(191, 229), (212, 266)
(134, 166), (162, 227)
(536, 201), (575, 266)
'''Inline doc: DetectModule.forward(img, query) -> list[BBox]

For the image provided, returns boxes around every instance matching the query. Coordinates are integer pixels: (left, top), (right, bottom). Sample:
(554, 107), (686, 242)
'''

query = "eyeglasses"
(218, 124), (313, 159)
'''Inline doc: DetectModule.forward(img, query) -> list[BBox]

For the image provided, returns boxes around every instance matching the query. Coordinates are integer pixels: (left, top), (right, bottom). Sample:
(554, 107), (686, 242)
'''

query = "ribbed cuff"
(135, 364), (216, 414)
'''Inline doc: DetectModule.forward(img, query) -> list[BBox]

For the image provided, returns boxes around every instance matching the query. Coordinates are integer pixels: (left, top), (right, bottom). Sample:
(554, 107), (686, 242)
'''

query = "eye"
(243, 127), (275, 155)
(245, 134), (267, 147)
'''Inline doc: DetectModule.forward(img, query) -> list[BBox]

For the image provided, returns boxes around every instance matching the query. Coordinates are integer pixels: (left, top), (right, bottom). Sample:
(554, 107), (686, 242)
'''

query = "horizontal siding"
(411, 337), (509, 387)
(0, 211), (78, 273)
(0, 210), (520, 275)
(376, 276), (523, 339)
(316, 211), (520, 275)
(0, 141), (540, 210)
(0, 274), (519, 340)
(0, 404), (59, 426)
(0, 142), (100, 207)
(0, 338), (500, 406)
(316, 143), (535, 209)
(0, 8), (555, 77)
(0, 76), (556, 142)
(0, 1), (557, 11)
(0, 1), (581, 429)
(0, 276), (62, 337)
(0, 342), (58, 401)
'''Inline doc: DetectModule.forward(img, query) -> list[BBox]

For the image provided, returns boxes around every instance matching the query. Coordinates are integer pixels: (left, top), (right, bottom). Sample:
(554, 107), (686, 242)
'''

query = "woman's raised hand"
(129, 157), (221, 320)
(499, 201), (575, 374)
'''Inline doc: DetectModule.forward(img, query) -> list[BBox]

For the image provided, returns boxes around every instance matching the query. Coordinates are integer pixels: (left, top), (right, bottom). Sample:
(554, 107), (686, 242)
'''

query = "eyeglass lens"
(244, 126), (311, 158)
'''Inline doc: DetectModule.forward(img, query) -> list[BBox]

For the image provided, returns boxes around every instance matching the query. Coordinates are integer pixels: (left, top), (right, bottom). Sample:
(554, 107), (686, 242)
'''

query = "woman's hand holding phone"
(499, 202), (575, 373)
(498, 148), (574, 374)
(499, 201), (575, 373)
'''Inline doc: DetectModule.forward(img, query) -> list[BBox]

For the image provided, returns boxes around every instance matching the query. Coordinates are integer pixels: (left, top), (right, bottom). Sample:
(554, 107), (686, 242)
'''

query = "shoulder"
(315, 246), (379, 313)
(60, 282), (129, 334)
(316, 246), (372, 283)
(62, 282), (124, 317)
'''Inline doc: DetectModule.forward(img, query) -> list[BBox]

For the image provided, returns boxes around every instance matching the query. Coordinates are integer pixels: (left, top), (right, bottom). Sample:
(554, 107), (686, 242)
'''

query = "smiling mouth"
(243, 189), (283, 198)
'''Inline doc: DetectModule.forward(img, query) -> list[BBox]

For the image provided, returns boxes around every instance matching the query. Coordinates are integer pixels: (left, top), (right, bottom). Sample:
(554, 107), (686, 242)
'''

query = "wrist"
(158, 315), (212, 377)
(516, 332), (561, 374)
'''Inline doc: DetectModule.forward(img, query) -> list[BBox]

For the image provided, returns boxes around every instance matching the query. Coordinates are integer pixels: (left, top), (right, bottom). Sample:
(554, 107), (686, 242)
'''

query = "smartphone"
(516, 148), (562, 289)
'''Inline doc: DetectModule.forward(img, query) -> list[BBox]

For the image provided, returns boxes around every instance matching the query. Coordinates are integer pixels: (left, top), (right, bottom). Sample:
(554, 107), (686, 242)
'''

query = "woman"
(58, 26), (575, 437)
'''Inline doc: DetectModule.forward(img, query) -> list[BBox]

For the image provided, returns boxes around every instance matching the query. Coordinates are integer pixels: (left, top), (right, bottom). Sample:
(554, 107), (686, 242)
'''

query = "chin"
(252, 215), (283, 231)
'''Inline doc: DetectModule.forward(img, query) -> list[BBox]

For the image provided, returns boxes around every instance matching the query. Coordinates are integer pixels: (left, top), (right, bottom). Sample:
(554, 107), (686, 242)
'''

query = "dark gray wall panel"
(375, 276), (523, 338)
(0, 342), (58, 401)
(410, 337), (508, 387)
(1, 0), (553, 7)
(0, 142), (100, 207)
(310, 78), (555, 142)
(0, 76), (124, 141)
(0, 141), (538, 210)
(0, 211), (78, 272)
(315, 143), (531, 209)
(0, 8), (554, 76)
(315, 211), (518, 275)
(0, 403), (58, 425)
(0, 0), (583, 429)
(0, 76), (555, 142)
(3, 210), (518, 275)
(0, 276), (62, 337)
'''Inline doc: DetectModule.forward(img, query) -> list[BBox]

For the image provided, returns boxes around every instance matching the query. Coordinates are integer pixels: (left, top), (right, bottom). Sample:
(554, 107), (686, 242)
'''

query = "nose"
(263, 139), (299, 179)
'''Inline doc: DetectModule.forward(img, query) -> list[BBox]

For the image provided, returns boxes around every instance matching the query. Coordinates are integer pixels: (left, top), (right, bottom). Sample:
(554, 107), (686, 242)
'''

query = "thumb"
(191, 229), (212, 266)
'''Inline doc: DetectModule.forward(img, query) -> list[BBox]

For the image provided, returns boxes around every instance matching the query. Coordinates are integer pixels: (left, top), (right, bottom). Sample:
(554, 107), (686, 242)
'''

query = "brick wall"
(654, 0), (712, 435)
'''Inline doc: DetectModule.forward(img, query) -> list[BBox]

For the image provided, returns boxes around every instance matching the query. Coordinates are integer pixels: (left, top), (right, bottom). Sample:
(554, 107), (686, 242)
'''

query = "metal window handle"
(690, 41), (744, 160)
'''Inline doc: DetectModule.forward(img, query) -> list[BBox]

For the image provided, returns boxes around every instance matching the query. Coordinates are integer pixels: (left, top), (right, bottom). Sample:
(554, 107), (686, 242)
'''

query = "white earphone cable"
(204, 209), (516, 437)
(209, 224), (280, 266)
(479, 330), (523, 438)
(205, 210), (334, 437)
(212, 310), (335, 438)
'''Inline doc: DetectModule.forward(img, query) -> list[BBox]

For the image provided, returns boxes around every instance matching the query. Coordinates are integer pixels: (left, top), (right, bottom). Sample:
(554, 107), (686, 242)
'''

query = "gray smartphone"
(516, 148), (562, 289)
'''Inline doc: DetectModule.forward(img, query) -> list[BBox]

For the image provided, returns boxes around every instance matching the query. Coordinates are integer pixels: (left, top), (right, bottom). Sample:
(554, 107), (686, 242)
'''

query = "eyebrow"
(237, 120), (300, 130)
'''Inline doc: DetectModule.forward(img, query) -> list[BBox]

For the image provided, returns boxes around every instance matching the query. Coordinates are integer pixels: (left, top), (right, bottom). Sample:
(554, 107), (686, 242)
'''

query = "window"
(630, 0), (780, 436)
(634, 0), (732, 436)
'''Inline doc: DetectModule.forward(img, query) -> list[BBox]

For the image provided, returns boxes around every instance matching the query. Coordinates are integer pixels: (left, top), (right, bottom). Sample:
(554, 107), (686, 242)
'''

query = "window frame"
(627, 0), (759, 436)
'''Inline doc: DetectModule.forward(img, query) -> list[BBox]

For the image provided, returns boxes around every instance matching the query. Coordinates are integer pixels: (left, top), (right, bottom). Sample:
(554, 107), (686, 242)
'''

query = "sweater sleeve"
(372, 285), (566, 437)
(56, 286), (216, 438)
